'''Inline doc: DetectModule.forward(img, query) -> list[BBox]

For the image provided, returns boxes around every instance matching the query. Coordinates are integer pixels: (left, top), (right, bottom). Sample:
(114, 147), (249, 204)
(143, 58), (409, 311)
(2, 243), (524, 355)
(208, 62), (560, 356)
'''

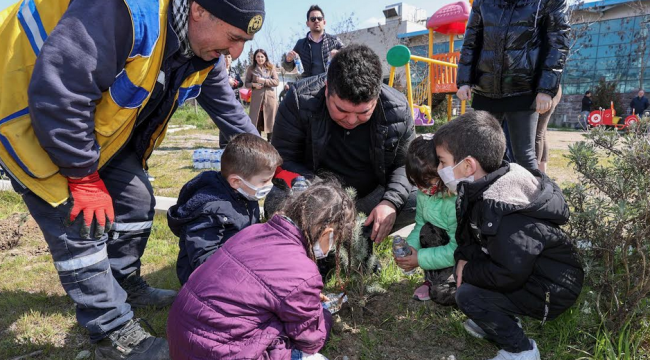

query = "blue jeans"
(492, 110), (539, 172)
(11, 146), (155, 341)
(456, 283), (534, 353)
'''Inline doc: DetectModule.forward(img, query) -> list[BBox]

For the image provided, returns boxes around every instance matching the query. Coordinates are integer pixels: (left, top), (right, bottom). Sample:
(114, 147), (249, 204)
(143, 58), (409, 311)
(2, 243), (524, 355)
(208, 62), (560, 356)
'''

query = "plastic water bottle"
(392, 236), (415, 275)
(294, 55), (304, 75)
(322, 292), (348, 314)
(192, 149), (200, 169)
(199, 149), (208, 169)
(210, 149), (223, 171)
(292, 176), (310, 194)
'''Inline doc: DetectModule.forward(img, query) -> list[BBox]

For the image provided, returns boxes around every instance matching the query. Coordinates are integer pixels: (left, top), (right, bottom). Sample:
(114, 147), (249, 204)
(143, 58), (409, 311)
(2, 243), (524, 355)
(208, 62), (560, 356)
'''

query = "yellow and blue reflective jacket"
(0, 0), (224, 206)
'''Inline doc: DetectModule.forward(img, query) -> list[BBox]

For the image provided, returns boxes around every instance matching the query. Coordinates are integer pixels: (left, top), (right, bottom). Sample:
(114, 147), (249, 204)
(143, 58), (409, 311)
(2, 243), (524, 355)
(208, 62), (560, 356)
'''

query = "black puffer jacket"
(457, 0), (570, 98)
(455, 163), (583, 319)
(281, 32), (344, 78)
(271, 74), (416, 209)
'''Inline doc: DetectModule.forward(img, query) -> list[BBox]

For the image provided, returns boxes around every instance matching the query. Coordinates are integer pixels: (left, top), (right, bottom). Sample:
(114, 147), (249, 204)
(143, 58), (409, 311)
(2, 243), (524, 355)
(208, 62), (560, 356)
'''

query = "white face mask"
(313, 231), (334, 260)
(438, 157), (475, 194)
(235, 176), (273, 201)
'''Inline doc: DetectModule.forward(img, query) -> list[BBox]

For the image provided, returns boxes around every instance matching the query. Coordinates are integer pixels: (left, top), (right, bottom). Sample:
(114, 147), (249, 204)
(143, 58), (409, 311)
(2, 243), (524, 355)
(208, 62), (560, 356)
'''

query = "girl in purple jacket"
(167, 180), (356, 360)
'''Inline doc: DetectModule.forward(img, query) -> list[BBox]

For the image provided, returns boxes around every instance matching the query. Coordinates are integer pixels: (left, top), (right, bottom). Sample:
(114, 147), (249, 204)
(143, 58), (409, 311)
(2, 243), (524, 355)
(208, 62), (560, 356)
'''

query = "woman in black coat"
(456, 0), (570, 172)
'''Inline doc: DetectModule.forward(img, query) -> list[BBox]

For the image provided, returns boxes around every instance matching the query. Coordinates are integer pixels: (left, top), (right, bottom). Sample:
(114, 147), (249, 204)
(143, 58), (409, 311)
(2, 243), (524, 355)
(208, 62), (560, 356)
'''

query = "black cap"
(194, 0), (265, 35)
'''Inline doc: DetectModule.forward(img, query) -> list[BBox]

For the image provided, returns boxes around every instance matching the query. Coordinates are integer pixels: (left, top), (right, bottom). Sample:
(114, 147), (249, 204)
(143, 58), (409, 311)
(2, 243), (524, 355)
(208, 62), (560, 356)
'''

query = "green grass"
(1, 130), (647, 359)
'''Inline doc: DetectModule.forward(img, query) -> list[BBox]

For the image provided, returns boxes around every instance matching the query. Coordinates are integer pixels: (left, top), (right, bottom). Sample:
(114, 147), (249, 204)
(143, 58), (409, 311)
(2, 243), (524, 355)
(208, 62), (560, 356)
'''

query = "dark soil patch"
(0, 213), (44, 254)
(327, 282), (468, 360)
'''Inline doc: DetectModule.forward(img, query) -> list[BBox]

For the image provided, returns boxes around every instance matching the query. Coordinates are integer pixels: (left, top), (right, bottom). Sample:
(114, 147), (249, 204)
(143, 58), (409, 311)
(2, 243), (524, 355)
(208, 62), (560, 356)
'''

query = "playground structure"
(587, 101), (641, 130)
(387, 1), (472, 125)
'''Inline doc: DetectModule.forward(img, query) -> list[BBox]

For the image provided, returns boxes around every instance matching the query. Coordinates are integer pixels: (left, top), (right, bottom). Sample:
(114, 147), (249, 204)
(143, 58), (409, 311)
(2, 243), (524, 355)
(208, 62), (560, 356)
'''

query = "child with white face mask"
(167, 179), (357, 360)
(400, 135), (459, 305)
(168, 134), (283, 285)
(432, 111), (584, 360)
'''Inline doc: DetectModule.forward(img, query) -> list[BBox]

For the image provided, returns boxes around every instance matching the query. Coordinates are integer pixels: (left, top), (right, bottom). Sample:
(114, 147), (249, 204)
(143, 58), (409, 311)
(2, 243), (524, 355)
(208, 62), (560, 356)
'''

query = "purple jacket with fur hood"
(167, 215), (332, 359)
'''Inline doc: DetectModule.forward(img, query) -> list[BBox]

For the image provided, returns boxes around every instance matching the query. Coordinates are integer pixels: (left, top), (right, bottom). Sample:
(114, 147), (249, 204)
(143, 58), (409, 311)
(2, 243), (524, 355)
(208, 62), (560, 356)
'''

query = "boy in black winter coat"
(432, 111), (584, 360)
(167, 134), (282, 285)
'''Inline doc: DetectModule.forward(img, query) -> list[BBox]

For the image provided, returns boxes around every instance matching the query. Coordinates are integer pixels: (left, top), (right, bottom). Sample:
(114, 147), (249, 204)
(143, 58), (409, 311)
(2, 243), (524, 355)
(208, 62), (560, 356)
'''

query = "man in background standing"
(282, 5), (344, 78)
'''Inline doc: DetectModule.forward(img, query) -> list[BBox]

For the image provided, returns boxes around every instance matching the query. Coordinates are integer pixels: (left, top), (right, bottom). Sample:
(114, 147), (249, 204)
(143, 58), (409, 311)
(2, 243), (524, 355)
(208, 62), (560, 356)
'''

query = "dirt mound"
(0, 213), (42, 252)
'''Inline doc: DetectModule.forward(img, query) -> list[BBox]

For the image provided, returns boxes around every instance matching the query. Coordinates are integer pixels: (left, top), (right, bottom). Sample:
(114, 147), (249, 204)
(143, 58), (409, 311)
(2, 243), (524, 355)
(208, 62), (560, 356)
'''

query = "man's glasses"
(309, 16), (324, 22)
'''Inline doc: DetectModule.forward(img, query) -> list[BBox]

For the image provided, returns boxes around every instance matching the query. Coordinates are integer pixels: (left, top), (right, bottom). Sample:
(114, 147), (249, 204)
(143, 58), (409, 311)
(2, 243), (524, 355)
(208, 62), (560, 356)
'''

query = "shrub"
(563, 120), (650, 330)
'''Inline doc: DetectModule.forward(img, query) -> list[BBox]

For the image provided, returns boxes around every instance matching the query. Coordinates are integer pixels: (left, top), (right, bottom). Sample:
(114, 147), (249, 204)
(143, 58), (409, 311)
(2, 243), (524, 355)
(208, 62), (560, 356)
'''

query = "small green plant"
(575, 319), (649, 360)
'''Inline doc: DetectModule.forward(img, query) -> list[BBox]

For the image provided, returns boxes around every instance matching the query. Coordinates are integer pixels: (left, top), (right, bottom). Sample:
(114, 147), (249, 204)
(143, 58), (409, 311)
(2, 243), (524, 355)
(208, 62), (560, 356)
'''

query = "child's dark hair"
(432, 111), (506, 173)
(406, 135), (447, 192)
(221, 133), (282, 178)
(280, 178), (356, 282)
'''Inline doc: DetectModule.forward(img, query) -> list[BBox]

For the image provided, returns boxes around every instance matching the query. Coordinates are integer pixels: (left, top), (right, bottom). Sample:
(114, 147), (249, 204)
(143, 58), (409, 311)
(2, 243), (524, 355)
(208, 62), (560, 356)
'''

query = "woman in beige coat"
(245, 49), (279, 141)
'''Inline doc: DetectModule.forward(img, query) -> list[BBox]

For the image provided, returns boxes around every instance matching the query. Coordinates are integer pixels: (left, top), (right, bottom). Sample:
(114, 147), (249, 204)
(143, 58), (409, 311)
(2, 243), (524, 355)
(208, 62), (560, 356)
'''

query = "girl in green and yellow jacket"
(397, 134), (458, 305)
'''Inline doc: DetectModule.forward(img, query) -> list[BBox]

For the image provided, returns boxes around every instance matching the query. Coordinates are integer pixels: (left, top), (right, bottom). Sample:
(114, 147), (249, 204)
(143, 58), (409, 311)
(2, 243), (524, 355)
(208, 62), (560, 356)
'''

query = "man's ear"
(189, 1), (206, 21)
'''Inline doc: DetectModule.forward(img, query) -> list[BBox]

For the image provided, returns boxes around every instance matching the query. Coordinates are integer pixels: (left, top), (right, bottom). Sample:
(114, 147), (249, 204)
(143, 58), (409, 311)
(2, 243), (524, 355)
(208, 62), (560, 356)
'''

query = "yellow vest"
(0, 0), (213, 206)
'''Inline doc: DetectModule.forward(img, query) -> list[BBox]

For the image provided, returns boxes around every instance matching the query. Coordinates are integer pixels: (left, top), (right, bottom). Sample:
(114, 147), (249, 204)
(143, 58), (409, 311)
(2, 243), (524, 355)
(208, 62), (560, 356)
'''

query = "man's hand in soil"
(395, 246), (418, 272)
(66, 171), (114, 239)
(365, 200), (397, 243)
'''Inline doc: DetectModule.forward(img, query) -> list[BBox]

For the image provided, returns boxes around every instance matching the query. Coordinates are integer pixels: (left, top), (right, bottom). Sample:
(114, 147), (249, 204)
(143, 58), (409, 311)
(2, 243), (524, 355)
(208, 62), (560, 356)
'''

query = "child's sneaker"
(488, 339), (540, 360)
(463, 317), (522, 339)
(413, 281), (431, 301)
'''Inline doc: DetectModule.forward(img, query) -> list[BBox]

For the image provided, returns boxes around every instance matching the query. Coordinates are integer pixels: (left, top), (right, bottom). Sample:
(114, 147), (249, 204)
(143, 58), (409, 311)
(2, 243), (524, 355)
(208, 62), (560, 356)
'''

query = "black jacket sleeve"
(536, 0), (570, 97)
(382, 105), (415, 209)
(271, 87), (314, 177)
(462, 214), (544, 292)
(456, 0), (483, 88)
(27, 0), (132, 178)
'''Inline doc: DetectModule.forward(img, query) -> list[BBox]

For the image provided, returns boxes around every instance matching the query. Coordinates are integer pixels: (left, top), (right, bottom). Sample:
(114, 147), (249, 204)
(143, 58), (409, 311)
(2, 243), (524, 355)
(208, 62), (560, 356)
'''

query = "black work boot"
(119, 271), (177, 308)
(95, 319), (170, 360)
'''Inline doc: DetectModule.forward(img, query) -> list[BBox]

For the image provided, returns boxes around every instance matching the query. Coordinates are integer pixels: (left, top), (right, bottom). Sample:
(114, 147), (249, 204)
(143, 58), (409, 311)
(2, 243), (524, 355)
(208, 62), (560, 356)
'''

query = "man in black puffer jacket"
(457, 0), (570, 172)
(433, 111), (583, 360)
(270, 44), (416, 248)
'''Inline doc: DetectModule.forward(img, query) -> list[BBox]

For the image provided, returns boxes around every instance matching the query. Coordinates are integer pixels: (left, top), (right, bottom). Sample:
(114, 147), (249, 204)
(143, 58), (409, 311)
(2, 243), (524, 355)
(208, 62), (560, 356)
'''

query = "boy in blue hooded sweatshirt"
(168, 134), (282, 285)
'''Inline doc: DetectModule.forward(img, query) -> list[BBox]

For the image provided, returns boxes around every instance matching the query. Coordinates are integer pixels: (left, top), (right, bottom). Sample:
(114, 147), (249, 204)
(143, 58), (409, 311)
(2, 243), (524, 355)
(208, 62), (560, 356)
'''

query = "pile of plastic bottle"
(192, 149), (224, 171)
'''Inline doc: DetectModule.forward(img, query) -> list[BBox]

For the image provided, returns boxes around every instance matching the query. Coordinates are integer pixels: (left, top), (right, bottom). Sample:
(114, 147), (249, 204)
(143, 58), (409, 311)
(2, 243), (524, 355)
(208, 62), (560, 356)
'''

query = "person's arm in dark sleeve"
(382, 100), (416, 210)
(182, 213), (229, 271)
(536, 0), (570, 97)
(197, 59), (259, 139)
(462, 216), (543, 291)
(270, 87), (314, 177)
(281, 42), (300, 72)
(234, 72), (244, 89)
(27, 0), (132, 178)
(457, 0), (483, 88)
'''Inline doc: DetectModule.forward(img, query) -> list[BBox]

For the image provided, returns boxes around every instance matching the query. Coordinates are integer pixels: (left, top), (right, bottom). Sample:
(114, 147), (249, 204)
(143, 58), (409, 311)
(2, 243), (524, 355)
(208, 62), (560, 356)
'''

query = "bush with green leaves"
(563, 120), (650, 330)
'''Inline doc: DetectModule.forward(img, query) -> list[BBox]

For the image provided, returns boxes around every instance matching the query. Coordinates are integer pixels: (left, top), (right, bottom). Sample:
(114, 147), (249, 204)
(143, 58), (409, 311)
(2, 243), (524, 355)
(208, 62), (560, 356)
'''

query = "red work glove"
(274, 167), (300, 189)
(66, 171), (115, 239)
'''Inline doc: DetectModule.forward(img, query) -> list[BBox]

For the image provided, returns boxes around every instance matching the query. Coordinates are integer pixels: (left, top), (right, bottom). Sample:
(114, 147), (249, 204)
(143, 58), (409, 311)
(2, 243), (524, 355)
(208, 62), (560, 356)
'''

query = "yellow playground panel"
(387, 1), (472, 124)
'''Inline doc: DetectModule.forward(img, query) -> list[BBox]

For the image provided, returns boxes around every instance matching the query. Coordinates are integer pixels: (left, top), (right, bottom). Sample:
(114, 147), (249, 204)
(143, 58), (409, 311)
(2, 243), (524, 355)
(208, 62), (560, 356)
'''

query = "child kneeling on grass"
(397, 134), (458, 305)
(167, 133), (282, 285)
(167, 179), (356, 360)
(433, 111), (584, 360)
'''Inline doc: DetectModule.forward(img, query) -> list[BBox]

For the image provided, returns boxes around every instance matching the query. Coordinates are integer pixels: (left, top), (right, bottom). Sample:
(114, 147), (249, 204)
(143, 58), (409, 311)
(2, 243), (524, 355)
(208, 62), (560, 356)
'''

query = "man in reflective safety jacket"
(0, 0), (264, 358)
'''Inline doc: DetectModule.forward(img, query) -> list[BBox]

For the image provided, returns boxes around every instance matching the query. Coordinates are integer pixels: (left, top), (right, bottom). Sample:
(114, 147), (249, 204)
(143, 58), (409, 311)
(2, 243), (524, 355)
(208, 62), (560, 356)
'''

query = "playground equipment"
(387, 1), (472, 124)
(588, 101), (639, 130)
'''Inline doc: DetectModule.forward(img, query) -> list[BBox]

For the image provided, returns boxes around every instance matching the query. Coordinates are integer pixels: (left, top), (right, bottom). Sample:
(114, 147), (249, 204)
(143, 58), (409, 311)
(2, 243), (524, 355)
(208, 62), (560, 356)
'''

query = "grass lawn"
(0, 127), (636, 359)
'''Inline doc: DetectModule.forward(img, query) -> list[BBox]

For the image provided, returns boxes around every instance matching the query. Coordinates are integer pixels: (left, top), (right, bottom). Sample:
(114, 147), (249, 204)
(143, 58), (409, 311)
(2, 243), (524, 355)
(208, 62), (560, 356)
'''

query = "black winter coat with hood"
(455, 162), (583, 320)
(271, 74), (416, 210)
(457, 0), (570, 99)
